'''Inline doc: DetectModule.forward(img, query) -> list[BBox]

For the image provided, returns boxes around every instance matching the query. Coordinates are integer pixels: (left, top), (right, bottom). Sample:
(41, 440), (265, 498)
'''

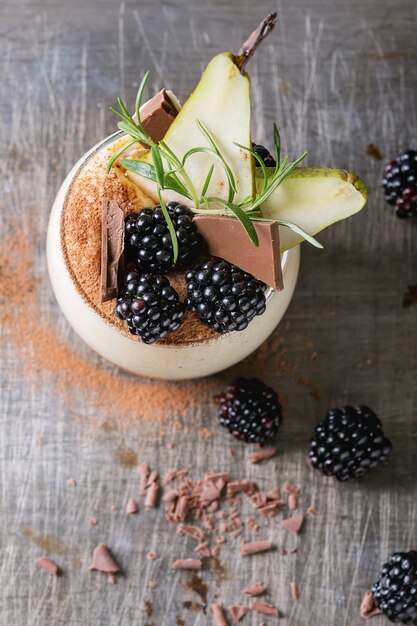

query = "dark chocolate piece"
(193, 215), (283, 291)
(139, 89), (178, 144)
(100, 200), (124, 303)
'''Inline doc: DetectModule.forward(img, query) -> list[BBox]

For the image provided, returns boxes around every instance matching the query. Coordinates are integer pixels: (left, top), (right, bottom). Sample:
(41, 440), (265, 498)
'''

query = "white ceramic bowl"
(47, 135), (300, 380)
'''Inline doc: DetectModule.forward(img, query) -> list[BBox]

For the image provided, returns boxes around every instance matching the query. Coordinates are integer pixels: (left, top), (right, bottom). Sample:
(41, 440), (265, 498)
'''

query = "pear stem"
(234, 13), (277, 72)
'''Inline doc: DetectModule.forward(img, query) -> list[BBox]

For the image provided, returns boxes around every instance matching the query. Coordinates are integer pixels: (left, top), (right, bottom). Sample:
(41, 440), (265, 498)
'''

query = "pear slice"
(162, 52), (253, 205)
(124, 53), (254, 207)
(258, 167), (367, 252)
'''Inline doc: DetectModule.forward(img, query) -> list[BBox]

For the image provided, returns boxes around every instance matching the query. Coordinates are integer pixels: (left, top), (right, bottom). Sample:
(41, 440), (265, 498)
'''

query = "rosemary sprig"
(107, 70), (323, 263)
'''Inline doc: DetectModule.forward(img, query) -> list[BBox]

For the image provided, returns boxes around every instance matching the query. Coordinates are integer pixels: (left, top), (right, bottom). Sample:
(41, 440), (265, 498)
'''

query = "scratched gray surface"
(1, 0), (417, 625)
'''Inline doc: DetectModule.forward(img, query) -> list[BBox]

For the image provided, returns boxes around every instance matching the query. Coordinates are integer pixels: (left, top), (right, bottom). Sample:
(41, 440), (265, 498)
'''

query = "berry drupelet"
(252, 143), (276, 168)
(218, 377), (282, 444)
(308, 405), (392, 481)
(185, 258), (267, 334)
(372, 551), (417, 624)
(124, 202), (201, 273)
(115, 271), (184, 344)
(382, 149), (417, 218)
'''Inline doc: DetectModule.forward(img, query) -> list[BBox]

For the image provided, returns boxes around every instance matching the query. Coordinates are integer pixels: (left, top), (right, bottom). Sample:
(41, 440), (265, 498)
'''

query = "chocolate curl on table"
(193, 216), (283, 291)
(100, 200), (125, 302)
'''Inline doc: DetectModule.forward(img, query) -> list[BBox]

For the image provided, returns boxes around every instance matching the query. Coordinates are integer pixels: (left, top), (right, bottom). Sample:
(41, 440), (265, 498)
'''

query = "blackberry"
(218, 377), (282, 443)
(252, 143), (276, 168)
(115, 271), (184, 344)
(308, 405), (392, 481)
(382, 149), (417, 218)
(124, 202), (201, 273)
(372, 551), (417, 624)
(185, 258), (267, 334)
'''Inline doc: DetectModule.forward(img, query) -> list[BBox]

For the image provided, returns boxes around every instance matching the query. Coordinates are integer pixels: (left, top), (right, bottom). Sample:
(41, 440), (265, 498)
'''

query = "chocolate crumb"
(36, 556), (60, 576)
(359, 590), (383, 619)
(126, 498), (139, 514)
(281, 515), (304, 535)
(89, 544), (120, 575)
(290, 581), (299, 600)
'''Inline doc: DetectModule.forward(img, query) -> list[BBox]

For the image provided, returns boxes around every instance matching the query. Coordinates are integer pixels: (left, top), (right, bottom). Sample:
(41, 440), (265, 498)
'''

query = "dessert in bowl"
(47, 14), (366, 380)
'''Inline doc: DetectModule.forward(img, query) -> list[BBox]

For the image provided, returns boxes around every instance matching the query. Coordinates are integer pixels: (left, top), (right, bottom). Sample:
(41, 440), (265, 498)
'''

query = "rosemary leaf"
(135, 70), (151, 133)
(106, 139), (137, 174)
(273, 123), (281, 170)
(151, 145), (165, 188)
(201, 164), (215, 197)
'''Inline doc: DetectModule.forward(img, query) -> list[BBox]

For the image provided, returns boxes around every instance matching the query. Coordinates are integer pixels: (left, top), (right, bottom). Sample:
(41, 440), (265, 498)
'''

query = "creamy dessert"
(47, 14), (366, 380)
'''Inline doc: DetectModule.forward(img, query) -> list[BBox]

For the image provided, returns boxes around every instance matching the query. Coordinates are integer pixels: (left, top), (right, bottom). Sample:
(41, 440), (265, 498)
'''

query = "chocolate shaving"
(240, 540), (273, 557)
(250, 600), (279, 617)
(171, 558), (202, 571)
(242, 581), (266, 596)
(36, 556), (60, 576)
(248, 447), (277, 464)
(89, 543), (120, 574)
(228, 605), (251, 622)
(281, 514), (304, 535)
(211, 604), (229, 626)
(100, 200), (124, 302)
(235, 13), (278, 72)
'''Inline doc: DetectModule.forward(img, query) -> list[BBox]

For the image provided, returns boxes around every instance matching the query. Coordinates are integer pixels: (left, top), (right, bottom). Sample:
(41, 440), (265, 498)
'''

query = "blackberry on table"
(372, 551), (417, 624)
(252, 143), (276, 168)
(125, 202), (201, 273)
(308, 405), (392, 481)
(115, 271), (184, 344)
(382, 149), (417, 218)
(218, 377), (282, 444)
(185, 258), (267, 334)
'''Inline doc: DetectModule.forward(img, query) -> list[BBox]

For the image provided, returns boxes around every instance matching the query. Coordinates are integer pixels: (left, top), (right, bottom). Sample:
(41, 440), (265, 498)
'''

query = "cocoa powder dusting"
(0, 229), (217, 427)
